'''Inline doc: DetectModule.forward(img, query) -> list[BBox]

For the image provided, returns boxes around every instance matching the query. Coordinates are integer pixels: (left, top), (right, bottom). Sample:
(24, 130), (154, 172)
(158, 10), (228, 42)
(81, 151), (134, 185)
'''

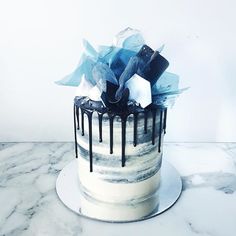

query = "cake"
(73, 96), (167, 221)
(56, 28), (184, 221)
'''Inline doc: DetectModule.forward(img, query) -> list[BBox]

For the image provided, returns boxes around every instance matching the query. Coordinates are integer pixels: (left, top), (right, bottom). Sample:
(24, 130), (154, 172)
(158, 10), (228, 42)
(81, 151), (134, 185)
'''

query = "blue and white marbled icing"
(76, 110), (164, 221)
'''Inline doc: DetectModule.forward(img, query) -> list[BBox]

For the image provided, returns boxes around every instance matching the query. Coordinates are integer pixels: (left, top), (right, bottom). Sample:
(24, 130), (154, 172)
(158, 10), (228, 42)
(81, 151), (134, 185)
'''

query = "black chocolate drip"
(98, 113), (103, 142)
(73, 104), (78, 158)
(158, 110), (163, 153)
(121, 116), (127, 167)
(163, 108), (167, 134)
(151, 109), (157, 145)
(87, 111), (93, 172)
(133, 113), (138, 147)
(81, 109), (85, 136)
(74, 97), (167, 172)
(76, 106), (80, 130)
(81, 108), (93, 172)
(144, 111), (148, 134)
(109, 115), (114, 154)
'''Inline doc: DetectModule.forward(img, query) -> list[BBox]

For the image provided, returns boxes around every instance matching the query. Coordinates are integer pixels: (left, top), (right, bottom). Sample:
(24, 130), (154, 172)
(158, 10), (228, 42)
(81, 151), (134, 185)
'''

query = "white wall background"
(0, 0), (236, 142)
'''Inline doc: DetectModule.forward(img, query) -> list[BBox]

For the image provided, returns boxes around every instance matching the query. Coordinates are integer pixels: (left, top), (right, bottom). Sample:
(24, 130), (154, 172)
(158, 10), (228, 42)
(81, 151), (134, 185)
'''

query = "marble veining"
(0, 142), (236, 236)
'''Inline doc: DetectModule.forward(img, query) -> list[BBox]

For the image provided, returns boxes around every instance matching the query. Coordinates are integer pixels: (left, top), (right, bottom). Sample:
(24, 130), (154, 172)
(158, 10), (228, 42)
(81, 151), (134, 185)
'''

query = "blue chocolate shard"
(109, 48), (136, 78)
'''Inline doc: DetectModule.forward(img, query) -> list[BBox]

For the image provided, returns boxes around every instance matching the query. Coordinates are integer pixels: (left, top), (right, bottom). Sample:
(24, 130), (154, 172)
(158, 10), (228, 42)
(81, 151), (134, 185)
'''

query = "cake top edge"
(74, 96), (165, 116)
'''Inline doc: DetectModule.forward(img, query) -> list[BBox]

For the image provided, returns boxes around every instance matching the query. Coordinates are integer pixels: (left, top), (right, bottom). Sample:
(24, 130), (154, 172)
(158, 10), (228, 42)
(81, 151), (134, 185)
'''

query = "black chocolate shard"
(115, 45), (152, 101)
(101, 92), (110, 108)
(118, 87), (129, 107)
(115, 44), (165, 101)
(101, 81), (129, 110)
(143, 51), (169, 86)
(101, 81), (117, 107)
(106, 81), (119, 102)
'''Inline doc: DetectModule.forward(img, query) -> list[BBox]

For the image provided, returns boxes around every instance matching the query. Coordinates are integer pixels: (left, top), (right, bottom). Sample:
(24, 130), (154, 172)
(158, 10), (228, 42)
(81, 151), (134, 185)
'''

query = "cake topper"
(56, 28), (187, 109)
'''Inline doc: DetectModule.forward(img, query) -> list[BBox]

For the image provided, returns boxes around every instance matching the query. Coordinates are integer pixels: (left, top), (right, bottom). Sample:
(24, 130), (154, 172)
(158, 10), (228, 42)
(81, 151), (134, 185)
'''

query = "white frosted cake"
(56, 27), (183, 222)
(74, 97), (167, 221)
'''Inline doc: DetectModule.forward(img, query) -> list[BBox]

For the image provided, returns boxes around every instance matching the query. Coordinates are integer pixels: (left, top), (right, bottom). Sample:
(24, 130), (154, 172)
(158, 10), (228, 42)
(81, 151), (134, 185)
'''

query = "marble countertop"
(0, 142), (236, 236)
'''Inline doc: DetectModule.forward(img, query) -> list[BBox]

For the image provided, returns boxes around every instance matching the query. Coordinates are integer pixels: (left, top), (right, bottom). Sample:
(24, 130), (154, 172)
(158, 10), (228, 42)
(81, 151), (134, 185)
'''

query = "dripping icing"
(74, 97), (167, 172)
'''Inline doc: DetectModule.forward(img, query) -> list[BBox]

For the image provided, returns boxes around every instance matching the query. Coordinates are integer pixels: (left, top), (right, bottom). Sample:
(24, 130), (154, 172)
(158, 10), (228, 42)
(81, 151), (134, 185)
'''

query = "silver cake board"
(56, 159), (182, 223)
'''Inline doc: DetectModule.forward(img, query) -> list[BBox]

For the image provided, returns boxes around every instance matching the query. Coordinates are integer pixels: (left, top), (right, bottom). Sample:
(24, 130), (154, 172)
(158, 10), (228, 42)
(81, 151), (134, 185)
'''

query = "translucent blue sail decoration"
(56, 39), (100, 87)
(55, 54), (97, 87)
(152, 71), (189, 107)
(114, 27), (145, 52)
(109, 28), (145, 78)
(55, 28), (144, 87)
(92, 62), (118, 92)
(152, 72), (180, 95)
(82, 39), (99, 60)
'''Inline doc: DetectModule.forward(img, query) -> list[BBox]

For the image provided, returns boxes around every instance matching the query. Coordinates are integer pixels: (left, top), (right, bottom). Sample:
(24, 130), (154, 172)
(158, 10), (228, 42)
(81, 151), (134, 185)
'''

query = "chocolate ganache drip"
(74, 96), (167, 172)
(98, 113), (103, 142)
(108, 115), (114, 154)
(133, 113), (138, 147)
(163, 108), (167, 134)
(73, 104), (78, 158)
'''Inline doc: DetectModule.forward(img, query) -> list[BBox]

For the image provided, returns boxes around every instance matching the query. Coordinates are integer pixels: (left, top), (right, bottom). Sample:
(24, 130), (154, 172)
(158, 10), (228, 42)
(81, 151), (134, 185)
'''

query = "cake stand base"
(56, 159), (182, 223)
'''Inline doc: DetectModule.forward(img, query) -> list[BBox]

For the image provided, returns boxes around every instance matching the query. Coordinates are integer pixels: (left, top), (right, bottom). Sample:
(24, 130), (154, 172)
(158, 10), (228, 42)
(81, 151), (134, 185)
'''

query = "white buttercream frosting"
(77, 109), (164, 221)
